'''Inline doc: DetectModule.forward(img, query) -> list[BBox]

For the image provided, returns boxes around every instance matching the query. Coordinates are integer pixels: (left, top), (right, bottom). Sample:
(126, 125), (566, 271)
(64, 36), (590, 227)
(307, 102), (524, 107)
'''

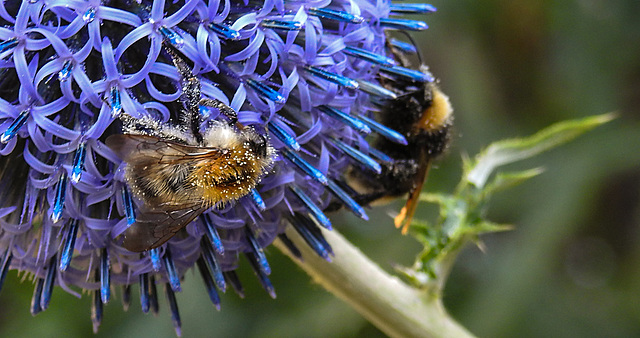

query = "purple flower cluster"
(0, 0), (434, 334)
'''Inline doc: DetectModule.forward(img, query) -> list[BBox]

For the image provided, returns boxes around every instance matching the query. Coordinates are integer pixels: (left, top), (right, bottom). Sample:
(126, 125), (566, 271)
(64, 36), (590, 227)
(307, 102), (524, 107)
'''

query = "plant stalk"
(275, 226), (475, 338)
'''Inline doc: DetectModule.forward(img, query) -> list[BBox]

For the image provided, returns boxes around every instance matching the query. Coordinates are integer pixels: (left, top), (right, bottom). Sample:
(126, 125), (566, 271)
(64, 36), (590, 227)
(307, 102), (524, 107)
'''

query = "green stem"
(275, 226), (475, 338)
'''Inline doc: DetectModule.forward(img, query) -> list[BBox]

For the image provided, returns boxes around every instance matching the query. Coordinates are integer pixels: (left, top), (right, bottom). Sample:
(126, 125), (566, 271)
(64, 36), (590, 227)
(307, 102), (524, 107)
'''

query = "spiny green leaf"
(466, 220), (513, 235)
(467, 113), (615, 188)
(484, 168), (545, 195)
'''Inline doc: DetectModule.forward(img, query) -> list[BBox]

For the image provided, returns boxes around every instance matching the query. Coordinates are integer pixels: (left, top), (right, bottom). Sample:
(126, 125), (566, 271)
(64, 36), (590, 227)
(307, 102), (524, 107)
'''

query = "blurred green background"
(2, 0), (640, 337)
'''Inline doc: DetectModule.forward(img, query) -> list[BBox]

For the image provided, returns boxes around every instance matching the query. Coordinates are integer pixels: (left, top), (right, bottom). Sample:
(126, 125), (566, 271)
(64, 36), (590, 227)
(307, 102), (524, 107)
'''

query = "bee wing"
(105, 134), (225, 165)
(122, 202), (208, 252)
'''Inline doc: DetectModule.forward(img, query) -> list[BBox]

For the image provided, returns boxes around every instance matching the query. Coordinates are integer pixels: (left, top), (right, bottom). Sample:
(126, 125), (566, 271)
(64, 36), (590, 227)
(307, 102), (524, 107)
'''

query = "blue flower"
(0, 0), (435, 335)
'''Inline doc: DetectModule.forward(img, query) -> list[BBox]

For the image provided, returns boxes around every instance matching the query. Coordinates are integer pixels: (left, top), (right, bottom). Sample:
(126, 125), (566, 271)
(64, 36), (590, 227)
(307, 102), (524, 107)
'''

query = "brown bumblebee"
(106, 45), (275, 252)
(346, 39), (453, 234)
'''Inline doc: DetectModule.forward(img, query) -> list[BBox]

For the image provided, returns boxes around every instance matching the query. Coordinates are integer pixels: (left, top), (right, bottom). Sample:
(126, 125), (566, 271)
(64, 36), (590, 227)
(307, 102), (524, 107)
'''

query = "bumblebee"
(107, 45), (275, 252)
(346, 38), (453, 234)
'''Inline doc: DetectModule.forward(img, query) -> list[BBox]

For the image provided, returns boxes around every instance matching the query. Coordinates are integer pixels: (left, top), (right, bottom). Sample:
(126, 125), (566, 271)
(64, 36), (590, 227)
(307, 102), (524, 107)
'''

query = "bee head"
(242, 129), (269, 158)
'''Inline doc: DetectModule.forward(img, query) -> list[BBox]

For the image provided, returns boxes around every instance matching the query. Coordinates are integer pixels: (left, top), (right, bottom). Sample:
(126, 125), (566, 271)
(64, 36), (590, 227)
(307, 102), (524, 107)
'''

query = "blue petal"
(343, 46), (395, 66)
(261, 19), (303, 31)
(51, 172), (67, 224)
(246, 79), (286, 104)
(30, 278), (44, 315)
(249, 189), (267, 211)
(303, 66), (359, 89)
(357, 80), (398, 100)
(59, 219), (79, 271)
(163, 249), (181, 292)
(330, 138), (382, 174)
(0, 251), (12, 294)
(58, 60), (73, 82)
(368, 147), (394, 163)
(318, 105), (371, 135)
(201, 214), (225, 255)
(121, 187), (136, 226)
(390, 3), (437, 14)
(121, 285), (131, 311)
(148, 275), (159, 314)
(91, 289), (102, 333)
(149, 248), (162, 272)
(165, 283), (182, 337)
(327, 179), (369, 220)
(380, 65), (434, 82)
(196, 257), (221, 310)
(109, 86), (122, 118)
(357, 114), (408, 145)
(158, 26), (184, 48)
(100, 249), (110, 304)
(288, 213), (332, 261)
(139, 273), (150, 314)
(277, 234), (302, 260)
(268, 120), (300, 151)
(1, 109), (29, 144)
(281, 148), (328, 185)
(289, 185), (332, 230)
(208, 22), (241, 40)
(224, 271), (245, 299)
(40, 255), (57, 310)
(308, 7), (364, 24)
(200, 239), (227, 292)
(245, 227), (271, 275)
(245, 253), (276, 299)
(379, 18), (428, 31)
(83, 7), (96, 23)
(70, 142), (86, 184)
(389, 38), (418, 54)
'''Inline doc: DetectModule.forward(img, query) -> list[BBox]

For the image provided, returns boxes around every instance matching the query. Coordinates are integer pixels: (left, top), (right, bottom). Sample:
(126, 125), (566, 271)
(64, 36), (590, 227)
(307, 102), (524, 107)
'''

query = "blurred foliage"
(402, 114), (613, 289)
(1, 0), (640, 337)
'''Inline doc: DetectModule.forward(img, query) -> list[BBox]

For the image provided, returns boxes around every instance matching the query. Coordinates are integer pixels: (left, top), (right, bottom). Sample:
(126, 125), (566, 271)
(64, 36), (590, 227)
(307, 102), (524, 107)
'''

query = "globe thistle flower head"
(0, 0), (437, 334)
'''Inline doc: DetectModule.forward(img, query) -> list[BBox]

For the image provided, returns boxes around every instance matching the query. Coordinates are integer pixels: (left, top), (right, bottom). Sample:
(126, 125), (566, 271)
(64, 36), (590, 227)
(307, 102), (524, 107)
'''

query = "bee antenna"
(397, 30), (424, 66)
(162, 42), (193, 80)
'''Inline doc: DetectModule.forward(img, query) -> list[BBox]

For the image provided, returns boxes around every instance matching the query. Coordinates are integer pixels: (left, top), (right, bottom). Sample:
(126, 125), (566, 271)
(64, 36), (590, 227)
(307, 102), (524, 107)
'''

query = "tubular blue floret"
(196, 257), (222, 310)
(41, 256), (57, 311)
(149, 248), (162, 272)
(163, 248), (182, 292)
(246, 227), (272, 275)
(357, 113), (409, 145)
(330, 137), (382, 174)
(261, 19), (303, 31)
(166, 283), (182, 337)
(100, 249), (111, 304)
(245, 252), (276, 299)
(308, 7), (365, 24)
(268, 120), (301, 151)
(201, 238), (227, 292)
(208, 22), (241, 40)
(249, 189), (267, 211)
(0, 0), (440, 328)
(201, 214), (225, 255)
(70, 142), (86, 184)
(122, 285), (131, 311)
(303, 65), (360, 89)
(318, 105), (371, 135)
(390, 3), (437, 14)
(344, 46), (397, 67)
(290, 185), (333, 230)
(224, 271), (245, 298)
(139, 273), (150, 314)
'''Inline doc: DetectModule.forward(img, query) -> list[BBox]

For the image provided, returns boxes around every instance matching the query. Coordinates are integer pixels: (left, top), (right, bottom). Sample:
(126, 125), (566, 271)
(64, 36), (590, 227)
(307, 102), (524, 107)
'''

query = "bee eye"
(248, 134), (268, 158)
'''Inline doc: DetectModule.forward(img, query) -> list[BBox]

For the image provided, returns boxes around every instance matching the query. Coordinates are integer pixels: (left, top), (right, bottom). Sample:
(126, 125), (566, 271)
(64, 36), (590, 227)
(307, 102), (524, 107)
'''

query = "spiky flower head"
(0, 0), (435, 334)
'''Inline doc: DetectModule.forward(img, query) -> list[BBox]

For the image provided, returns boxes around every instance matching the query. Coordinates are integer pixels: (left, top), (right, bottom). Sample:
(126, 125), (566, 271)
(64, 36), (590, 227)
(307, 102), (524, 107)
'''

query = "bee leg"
(162, 43), (205, 140)
(199, 98), (238, 126)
